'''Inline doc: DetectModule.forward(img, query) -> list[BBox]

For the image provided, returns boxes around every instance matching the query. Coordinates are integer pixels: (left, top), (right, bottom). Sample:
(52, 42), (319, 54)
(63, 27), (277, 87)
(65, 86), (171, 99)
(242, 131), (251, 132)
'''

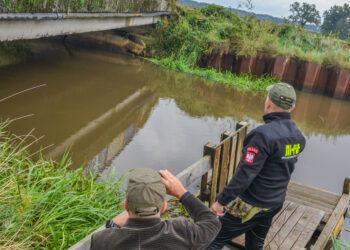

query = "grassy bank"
(149, 56), (277, 90)
(0, 0), (166, 12)
(148, 4), (350, 89)
(0, 125), (124, 249)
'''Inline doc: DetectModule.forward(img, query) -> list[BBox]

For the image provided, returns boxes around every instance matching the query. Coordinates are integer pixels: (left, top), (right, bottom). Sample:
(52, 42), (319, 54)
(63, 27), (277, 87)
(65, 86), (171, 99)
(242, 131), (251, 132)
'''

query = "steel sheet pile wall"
(203, 53), (350, 100)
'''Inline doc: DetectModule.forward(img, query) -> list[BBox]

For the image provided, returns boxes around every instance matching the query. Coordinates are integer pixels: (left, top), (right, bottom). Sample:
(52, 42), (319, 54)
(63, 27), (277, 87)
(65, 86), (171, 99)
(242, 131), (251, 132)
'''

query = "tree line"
(288, 2), (350, 40)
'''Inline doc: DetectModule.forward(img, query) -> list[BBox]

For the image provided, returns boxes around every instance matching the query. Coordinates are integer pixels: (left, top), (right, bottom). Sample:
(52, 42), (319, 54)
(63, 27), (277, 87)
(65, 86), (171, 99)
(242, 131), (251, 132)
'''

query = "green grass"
(0, 0), (163, 12)
(332, 235), (349, 250)
(0, 124), (124, 249)
(149, 4), (350, 74)
(149, 56), (278, 90)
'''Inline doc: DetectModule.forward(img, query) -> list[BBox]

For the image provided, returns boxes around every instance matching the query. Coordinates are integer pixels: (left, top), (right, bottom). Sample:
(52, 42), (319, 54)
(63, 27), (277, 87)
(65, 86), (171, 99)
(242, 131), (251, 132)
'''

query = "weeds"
(0, 124), (124, 249)
(332, 235), (349, 250)
(149, 56), (277, 90)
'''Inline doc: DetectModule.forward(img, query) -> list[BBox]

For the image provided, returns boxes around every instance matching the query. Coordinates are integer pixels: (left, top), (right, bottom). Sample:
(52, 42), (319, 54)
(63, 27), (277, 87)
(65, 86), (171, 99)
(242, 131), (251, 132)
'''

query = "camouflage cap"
(266, 82), (296, 110)
(126, 168), (166, 216)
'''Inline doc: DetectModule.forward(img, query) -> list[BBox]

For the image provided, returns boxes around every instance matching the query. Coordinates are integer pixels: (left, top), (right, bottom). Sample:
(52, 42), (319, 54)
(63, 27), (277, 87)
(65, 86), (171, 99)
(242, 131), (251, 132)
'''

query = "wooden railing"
(181, 121), (249, 205)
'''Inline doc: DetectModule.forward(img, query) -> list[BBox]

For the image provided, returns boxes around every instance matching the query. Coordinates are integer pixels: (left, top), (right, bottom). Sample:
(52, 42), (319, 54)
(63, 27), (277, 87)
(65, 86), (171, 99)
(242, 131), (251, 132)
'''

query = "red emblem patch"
(247, 147), (259, 154)
(244, 152), (256, 164)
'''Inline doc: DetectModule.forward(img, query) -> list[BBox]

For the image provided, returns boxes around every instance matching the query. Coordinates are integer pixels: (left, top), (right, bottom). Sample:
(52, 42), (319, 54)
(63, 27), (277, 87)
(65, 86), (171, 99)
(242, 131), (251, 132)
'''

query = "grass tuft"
(0, 124), (124, 249)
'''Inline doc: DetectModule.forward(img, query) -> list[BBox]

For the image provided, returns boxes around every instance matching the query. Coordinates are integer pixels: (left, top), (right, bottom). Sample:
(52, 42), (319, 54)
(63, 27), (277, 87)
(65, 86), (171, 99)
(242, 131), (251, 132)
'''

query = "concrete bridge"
(0, 0), (170, 41)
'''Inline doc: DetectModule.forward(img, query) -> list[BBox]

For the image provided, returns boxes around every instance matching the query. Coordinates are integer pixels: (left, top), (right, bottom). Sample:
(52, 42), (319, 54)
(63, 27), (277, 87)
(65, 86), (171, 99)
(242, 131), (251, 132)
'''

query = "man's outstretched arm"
(160, 170), (221, 248)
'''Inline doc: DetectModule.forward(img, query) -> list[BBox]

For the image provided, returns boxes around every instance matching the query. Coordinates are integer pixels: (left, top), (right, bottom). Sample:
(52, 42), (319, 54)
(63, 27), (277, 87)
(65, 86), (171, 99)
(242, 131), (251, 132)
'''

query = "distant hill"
(177, 0), (320, 33)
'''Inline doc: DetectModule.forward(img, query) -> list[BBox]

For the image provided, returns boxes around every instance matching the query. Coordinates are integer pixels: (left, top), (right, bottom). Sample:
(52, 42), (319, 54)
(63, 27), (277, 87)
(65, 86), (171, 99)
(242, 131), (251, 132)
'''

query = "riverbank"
(0, 124), (124, 249)
(147, 4), (350, 93)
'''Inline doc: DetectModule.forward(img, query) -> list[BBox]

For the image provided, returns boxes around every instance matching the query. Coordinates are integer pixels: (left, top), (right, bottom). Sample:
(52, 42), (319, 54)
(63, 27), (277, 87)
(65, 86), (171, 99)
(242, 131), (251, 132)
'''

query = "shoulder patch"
(247, 147), (259, 154)
(244, 151), (256, 164)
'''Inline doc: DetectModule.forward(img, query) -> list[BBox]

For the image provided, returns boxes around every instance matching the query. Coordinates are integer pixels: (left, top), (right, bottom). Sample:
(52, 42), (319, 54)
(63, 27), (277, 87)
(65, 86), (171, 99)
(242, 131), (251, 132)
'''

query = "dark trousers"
(206, 205), (282, 250)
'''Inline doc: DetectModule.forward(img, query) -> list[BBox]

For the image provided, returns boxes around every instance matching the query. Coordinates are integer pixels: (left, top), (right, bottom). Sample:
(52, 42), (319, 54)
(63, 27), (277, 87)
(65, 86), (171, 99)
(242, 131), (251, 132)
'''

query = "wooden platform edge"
(313, 193), (350, 250)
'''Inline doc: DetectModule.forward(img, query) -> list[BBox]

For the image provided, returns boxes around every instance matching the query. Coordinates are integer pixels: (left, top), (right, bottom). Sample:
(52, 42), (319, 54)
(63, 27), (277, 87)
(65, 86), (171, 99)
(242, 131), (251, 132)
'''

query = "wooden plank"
(176, 155), (211, 188)
(265, 202), (298, 245)
(232, 234), (245, 247)
(343, 178), (350, 194)
(227, 134), (237, 183)
(291, 208), (325, 249)
(215, 121), (248, 148)
(234, 123), (247, 172)
(286, 192), (336, 214)
(209, 145), (222, 206)
(199, 173), (209, 202)
(272, 201), (291, 224)
(287, 181), (340, 206)
(218, 133), (231, 192)
(313, 194), (350, 250)
(279, 207), (323, 249)
(286, 195), (331, 223)
(267, 205), (306, 249)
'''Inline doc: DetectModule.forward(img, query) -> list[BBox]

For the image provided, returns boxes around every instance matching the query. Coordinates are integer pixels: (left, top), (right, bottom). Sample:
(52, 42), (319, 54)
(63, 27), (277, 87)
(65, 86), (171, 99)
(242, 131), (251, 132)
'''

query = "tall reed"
(0, 124), (124, 249)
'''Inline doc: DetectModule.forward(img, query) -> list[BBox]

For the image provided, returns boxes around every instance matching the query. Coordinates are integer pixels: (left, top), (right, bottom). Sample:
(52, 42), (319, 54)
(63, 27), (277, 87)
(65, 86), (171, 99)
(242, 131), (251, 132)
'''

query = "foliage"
(149, 4), (350, 73)
(331, 235), (349, 250)
(0, 0), (161, 12)
(288, 2), (321, 27)
(322, 4), (350, 40)
(0, 125), (124, 249)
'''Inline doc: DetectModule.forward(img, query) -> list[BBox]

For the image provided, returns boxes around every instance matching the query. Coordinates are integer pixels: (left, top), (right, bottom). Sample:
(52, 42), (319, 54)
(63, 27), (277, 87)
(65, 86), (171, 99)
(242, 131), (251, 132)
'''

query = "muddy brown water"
(1, 42), (350, 197)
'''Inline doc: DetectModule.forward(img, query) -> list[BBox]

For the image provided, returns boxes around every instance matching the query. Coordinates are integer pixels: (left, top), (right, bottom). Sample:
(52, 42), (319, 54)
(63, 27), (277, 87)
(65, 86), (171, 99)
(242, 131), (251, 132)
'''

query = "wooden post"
(234, 122), (248, 172)
(227, 133), (237, 184)
(343, 178), (350, 194)
(199, 144), (213, 202)
(218, 132), (232, 191)
(203, 143), (222, 206)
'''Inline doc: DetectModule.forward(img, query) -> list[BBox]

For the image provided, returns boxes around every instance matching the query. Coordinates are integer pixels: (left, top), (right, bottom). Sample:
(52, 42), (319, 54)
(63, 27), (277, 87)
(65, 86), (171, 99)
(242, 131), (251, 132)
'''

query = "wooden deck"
(232, 200), (325, 249)
(231, 181), (350, 249)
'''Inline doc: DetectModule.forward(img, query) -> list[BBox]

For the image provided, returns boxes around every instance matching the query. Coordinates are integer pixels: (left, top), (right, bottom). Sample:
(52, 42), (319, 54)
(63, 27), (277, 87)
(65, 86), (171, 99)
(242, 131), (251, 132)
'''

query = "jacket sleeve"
(180, 194), (221, 248)
(216, 130), (269, 206)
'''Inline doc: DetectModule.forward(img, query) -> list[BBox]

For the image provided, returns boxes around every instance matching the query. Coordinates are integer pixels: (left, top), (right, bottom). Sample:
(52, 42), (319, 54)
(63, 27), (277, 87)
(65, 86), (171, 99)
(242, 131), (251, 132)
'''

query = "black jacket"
(91, 194), (221, 250)
(217, 112), (306, 208)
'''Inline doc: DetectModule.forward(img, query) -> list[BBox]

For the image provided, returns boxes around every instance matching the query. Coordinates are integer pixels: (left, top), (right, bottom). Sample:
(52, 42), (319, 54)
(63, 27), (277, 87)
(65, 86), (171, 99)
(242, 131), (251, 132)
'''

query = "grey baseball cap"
(126, 168), (166, 216)
(266, 82), (296, 110)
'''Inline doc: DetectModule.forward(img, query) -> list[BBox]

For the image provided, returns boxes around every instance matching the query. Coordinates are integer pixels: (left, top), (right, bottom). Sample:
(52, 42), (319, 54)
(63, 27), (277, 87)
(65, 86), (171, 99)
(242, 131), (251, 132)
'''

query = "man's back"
(91, 194), (221, 250)
(240, 112), (306, 207)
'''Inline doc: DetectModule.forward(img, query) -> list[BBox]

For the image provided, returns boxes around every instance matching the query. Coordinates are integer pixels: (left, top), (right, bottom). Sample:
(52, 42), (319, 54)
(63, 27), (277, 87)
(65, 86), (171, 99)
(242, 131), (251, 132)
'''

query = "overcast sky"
(195, 0), (349, 18)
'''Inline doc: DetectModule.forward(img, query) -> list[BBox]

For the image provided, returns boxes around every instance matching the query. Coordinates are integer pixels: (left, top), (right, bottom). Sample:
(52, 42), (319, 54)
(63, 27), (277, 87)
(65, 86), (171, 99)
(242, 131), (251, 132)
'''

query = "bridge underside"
(0, 12), (168, 41)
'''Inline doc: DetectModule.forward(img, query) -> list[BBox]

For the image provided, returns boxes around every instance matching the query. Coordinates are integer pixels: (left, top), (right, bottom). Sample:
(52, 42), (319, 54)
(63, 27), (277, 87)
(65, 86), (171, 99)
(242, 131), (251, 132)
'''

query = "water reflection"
(0, 42), (350, 194)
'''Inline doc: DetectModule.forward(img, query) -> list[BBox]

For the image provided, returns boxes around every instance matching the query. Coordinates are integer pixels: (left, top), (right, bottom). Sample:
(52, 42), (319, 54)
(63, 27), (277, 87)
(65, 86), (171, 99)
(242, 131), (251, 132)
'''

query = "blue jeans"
(206, 205), (282, 250)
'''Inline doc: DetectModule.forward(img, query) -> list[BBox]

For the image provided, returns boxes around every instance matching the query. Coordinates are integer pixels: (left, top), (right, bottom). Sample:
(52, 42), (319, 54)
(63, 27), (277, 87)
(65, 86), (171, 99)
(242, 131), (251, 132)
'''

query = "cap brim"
(266, 85), (274, 92)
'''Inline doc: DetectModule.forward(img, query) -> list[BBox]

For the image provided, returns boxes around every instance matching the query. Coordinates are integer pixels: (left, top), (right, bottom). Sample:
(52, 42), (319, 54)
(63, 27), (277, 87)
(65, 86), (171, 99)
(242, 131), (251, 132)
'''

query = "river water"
(1, 43), (350, 194)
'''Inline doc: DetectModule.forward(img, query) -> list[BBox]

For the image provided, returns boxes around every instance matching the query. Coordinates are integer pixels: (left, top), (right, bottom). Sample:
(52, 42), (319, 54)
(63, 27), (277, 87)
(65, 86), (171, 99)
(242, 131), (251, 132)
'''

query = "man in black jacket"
(207, 82), (306, 250)
(91, 168), (221, 250)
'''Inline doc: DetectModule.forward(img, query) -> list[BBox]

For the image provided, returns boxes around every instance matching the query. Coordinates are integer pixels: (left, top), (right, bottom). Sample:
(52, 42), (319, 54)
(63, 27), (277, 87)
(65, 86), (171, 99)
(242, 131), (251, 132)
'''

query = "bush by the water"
(0, 125), (124, 249)
(149, 4), (350, 83)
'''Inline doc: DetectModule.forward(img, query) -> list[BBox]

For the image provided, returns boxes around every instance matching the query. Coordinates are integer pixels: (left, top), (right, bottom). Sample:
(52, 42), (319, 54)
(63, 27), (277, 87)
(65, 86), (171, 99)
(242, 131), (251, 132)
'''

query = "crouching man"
(91, 168), (221, 250)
